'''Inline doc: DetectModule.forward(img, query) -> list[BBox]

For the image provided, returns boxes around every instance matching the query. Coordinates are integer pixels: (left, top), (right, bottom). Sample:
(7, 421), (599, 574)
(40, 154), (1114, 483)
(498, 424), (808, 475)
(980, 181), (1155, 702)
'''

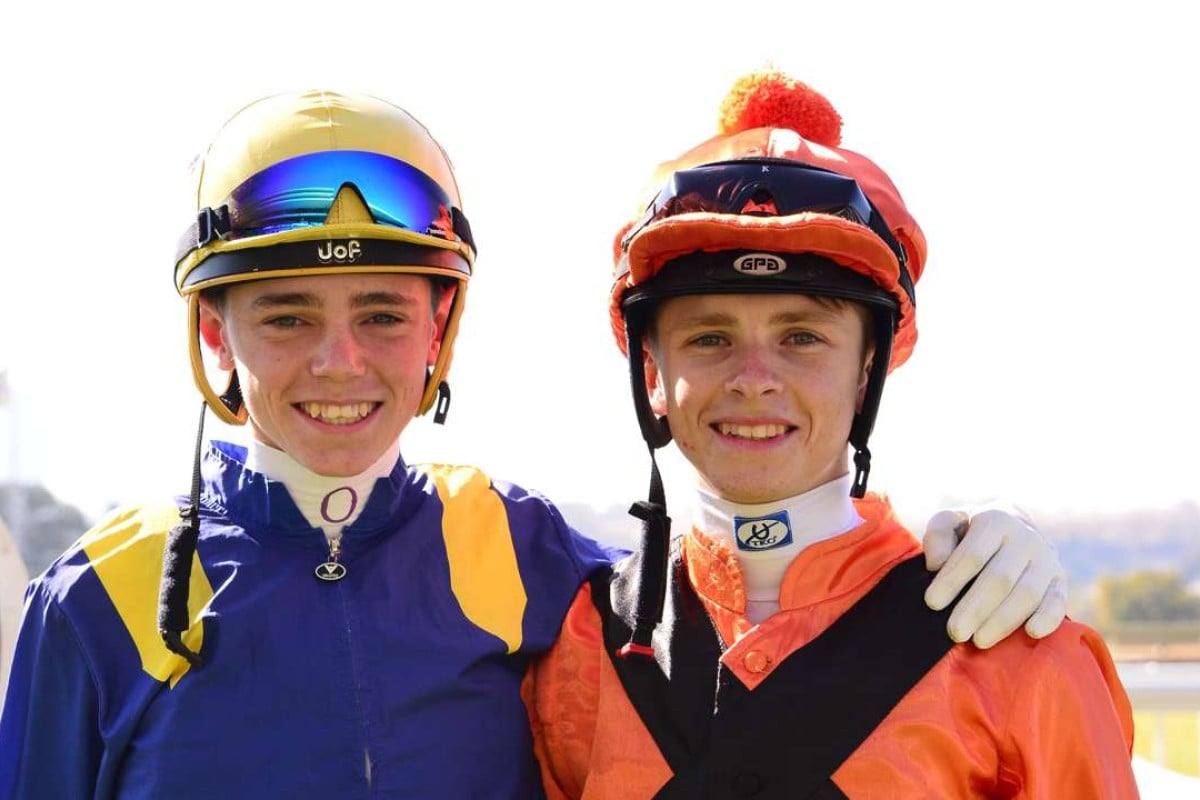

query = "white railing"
(1118, 661), (1200, 780)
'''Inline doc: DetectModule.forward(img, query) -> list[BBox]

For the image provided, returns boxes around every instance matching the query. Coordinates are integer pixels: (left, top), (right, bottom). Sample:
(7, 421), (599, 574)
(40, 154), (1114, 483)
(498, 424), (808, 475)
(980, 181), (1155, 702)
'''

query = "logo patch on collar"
(733, 510), (793, 552)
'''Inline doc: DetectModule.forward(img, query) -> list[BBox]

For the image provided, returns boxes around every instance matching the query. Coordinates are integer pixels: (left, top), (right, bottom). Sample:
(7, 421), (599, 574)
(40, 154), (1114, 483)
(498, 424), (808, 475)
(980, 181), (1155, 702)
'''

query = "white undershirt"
(243, 439), (402, 543)
(692, 474), (862, 623)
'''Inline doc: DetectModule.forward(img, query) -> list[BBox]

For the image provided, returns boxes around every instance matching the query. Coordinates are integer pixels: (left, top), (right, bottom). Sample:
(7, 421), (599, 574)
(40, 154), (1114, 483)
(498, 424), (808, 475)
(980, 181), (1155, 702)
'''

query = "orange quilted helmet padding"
(610, 70), (927, 372)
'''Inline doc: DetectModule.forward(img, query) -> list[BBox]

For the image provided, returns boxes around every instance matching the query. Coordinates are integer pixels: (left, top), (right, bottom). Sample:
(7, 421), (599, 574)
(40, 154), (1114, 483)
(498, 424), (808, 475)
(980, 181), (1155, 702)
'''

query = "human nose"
(724, 344), (782, 397)
(311, 323), (366, 378)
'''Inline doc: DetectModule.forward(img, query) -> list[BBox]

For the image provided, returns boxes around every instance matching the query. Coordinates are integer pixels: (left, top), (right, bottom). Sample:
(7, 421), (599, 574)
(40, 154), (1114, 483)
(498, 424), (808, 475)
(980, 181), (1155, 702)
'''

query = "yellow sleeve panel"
(424, 465), (526, 654)
(80, 505), (213, 687)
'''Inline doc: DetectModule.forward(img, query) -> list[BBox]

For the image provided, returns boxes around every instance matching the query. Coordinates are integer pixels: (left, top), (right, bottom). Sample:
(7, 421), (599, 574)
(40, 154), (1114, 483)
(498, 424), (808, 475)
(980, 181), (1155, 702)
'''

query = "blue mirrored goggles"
(176, 150), (475, 263)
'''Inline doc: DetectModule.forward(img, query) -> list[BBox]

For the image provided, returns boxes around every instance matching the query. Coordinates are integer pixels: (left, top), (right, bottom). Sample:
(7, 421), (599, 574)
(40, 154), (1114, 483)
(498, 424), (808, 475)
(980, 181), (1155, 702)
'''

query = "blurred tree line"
(2, 484), (1198, 633)
(1095, 572), (1200, 624)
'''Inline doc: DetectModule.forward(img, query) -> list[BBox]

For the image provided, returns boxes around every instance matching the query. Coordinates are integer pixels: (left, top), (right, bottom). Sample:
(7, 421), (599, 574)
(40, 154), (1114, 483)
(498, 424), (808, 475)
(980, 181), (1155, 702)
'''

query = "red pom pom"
(718, 70), (842, 147)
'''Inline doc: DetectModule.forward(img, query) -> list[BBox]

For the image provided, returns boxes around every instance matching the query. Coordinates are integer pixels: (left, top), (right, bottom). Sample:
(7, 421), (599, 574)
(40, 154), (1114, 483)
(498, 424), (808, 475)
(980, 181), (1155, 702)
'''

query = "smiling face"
(198, 273), (450, 476)
(645, 292), (873, 504)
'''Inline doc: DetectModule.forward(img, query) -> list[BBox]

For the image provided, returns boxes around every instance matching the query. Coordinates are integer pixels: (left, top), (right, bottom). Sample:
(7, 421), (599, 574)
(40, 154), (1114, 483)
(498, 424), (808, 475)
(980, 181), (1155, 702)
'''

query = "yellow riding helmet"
(174, 90), (476, 425)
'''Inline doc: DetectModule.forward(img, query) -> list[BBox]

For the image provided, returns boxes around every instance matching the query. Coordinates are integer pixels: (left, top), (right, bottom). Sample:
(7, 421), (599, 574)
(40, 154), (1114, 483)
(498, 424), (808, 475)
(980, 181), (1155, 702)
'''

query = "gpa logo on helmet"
(733, 253), (787, 275)
(733, 510), (794, 552)
(317, 240), (363, 264)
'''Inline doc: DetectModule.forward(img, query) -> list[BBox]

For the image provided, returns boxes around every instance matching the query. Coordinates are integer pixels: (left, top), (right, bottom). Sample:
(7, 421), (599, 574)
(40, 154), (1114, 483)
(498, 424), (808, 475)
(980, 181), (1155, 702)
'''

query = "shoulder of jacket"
(414, 462), (547, 505)
(414, 462), (492, 492)
(76, 502), (183, 551)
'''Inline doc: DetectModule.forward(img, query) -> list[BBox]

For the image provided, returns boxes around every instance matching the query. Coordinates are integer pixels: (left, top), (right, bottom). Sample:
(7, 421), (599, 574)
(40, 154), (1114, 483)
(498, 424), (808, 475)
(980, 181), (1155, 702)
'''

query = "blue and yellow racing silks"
(0, 441), (617, 799)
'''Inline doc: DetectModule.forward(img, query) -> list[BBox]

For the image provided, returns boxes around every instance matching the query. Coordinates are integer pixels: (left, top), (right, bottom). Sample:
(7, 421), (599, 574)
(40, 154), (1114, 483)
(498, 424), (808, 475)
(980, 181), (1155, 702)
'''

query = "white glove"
(922, 501), (1068, 649)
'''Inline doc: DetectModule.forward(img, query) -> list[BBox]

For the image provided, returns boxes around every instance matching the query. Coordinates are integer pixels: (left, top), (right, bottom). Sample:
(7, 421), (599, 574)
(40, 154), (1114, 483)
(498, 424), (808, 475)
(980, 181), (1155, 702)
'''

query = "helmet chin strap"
(158, 401), (208, 666)
(219, 372), (244, 419)
(432, 379), (451, 424)
(615, 312), (673, 659)
(848, 308), (895, 499)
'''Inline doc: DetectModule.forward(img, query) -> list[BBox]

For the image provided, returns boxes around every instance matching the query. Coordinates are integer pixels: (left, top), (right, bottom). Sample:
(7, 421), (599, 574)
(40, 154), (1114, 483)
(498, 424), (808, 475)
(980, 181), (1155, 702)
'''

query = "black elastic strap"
(624, 314), (672, 449)
(158, 401), (207, 666)
(617, 449), (672, 657)
(450, 207), (476, 255)
(848, 307), (895, 498)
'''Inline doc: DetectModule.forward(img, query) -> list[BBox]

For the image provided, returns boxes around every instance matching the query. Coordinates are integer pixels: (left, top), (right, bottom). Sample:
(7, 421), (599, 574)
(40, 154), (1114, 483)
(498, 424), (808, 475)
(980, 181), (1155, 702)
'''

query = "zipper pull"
(315, 535), (347, 582)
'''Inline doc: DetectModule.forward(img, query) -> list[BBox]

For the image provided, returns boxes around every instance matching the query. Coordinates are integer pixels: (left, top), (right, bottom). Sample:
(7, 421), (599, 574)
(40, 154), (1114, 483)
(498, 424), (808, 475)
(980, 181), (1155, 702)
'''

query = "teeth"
(718, 423), (788, 440)
(300, 402), (376, 425)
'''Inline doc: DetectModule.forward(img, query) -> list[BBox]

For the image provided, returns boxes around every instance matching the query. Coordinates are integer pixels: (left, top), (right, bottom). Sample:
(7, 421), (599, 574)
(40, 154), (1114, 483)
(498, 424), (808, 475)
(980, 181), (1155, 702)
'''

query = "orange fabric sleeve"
(523, 585), (602, 800)
(830, 620), (1138, 798)
(523, 583), (674, 799)
(998, 625), (1138, 798)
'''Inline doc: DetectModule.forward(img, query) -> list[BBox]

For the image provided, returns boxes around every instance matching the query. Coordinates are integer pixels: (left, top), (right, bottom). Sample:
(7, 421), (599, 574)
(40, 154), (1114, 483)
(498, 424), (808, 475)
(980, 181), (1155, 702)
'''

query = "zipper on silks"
(315, 534), (347, 582)
(314, 532), (373, 788)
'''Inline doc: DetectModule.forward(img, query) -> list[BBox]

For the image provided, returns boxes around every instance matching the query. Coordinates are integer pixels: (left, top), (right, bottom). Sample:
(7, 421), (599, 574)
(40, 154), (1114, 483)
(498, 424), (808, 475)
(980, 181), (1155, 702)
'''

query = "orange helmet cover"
(610, 70), (927, 371)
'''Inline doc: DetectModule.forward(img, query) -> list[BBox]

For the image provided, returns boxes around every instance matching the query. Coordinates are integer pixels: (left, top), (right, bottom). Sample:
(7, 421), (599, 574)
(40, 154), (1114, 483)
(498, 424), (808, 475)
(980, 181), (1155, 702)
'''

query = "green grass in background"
(1134, 711), (1200, 776)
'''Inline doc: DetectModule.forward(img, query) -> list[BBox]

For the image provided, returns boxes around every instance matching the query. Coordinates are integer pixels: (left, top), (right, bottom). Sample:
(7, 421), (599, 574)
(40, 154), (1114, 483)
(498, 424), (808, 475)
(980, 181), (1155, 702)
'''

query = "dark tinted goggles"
(623, 158), (905, 265)
(176, 150), (475, 263)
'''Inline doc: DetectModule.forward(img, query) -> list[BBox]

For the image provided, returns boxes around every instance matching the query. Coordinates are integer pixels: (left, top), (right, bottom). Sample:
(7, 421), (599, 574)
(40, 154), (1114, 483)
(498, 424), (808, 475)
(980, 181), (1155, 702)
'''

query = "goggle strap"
(451, 208), (477, 255)
(198, 206), (232, 247)
(864, 213), (916, 308)
(158, 400), (207, 667)
(175, 206), (232, 265)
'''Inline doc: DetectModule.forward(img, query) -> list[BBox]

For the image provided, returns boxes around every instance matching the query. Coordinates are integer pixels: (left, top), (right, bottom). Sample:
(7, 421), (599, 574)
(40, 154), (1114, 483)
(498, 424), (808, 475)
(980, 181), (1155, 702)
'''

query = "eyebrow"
(350, 291), (417, 309)
(251, 292), (320, 310)
(250, 291), (418, 310)
(673, 308), (840, 329)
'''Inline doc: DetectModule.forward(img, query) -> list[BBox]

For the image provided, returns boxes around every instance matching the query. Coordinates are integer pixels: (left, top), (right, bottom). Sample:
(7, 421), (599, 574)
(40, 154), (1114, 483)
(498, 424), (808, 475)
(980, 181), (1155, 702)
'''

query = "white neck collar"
(692, 474), (862, 621)
(244, 438), (402, 541)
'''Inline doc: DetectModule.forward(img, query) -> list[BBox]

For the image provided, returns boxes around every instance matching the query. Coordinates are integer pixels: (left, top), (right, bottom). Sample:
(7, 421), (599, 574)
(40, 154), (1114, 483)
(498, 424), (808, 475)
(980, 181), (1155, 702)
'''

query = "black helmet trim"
(621, 250), (899, 323)
(180, 237), (471, 292)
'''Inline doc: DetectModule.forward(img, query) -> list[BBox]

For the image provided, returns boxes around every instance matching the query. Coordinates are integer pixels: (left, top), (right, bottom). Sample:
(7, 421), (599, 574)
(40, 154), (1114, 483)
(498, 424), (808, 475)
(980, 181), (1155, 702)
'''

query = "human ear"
(856, 344), (877, 412)
(643, 342), (668, 417)
(197, 297), (235, 371)
(427, 284), (457, 366)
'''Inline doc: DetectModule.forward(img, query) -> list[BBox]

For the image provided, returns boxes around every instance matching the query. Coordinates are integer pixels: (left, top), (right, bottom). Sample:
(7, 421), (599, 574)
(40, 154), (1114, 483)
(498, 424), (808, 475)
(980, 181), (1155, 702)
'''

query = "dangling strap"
(157, 400), (207, 666)
(617, 447), (672, 658)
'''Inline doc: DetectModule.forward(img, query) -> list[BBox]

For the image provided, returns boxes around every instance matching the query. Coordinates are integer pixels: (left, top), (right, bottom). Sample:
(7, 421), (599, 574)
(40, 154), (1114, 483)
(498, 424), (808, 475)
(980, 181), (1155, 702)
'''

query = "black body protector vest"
(589, 541), (958, 799)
